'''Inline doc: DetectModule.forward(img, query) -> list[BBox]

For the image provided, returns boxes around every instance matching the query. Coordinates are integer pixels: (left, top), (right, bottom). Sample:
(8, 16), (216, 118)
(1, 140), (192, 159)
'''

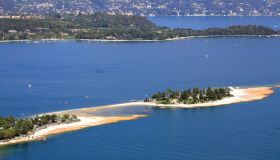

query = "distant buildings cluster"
(0, 0), (280, 16)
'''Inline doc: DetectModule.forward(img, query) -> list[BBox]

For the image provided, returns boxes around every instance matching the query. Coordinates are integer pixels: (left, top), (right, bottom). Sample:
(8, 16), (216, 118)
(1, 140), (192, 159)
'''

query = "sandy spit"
(0, 115), (146, 146)
(0, 86), (274, 146)
(138, 87), (274, 108)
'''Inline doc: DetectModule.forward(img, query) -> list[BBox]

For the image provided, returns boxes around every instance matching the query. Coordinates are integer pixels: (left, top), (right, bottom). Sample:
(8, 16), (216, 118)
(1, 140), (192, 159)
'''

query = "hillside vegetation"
(0, 13), (278, 41)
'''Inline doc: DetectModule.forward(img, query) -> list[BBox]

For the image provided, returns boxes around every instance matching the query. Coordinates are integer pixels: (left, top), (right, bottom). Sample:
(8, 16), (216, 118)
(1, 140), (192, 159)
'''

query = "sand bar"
(0, 86), (275, 146)
(75, 87), (274, 110)
(137, 87), (274, 108)
(0, 115), (146, 146)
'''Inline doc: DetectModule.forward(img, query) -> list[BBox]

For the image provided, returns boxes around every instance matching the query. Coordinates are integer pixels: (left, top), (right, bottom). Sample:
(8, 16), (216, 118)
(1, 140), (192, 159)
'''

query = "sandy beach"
(32, 115), (146, 137)
(0, 115), (146, 146)
(137, 86), (274, 108)
(75, 87), (274, 110)
(0, 86), (274, 146)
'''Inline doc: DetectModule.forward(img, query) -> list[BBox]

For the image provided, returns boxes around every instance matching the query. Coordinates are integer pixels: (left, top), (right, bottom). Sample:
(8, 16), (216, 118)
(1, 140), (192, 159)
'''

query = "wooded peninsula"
(0, 13), (279, 41)
(0, 114), (79, 141)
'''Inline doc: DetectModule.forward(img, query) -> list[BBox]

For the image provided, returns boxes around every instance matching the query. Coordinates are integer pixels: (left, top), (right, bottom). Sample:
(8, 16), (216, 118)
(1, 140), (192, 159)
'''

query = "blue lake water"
(1, 17), (280, 159)
(149, 16), (280, 29)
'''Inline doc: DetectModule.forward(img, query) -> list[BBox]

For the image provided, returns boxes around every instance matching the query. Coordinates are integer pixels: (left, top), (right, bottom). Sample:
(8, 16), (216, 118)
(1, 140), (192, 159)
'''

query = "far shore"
(0, 34), (279, 44)
(0, 86), (275, 146)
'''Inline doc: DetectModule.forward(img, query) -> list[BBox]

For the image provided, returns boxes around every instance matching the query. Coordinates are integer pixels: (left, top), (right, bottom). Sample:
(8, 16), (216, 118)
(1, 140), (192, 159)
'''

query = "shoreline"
(42, 87), (275, 119)
(77, 86), (274, 109)
(0, 86), (275, 146)
(0, 115), (146, 146)
(140, 87), (274, 108)
(0, 35), (279, 44)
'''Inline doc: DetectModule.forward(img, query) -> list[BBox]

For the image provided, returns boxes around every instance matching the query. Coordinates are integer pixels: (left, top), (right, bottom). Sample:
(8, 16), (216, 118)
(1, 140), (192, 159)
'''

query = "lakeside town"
(0, 0), (280, 16)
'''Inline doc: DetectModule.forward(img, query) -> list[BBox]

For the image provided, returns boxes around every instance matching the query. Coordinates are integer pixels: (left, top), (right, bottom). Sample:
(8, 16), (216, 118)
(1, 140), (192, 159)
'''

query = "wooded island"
(145, 87), (232, 104)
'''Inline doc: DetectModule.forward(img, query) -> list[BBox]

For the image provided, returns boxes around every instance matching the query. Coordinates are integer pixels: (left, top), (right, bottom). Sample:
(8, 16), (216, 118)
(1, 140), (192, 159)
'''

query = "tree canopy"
(147, 87), (231, 104)
(0, 114), (79, 141)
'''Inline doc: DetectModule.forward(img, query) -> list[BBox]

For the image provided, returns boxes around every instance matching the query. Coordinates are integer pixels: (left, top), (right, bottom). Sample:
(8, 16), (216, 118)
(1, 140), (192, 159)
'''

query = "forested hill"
(0, 13), (157, 31)
(0, 13), (279, 41)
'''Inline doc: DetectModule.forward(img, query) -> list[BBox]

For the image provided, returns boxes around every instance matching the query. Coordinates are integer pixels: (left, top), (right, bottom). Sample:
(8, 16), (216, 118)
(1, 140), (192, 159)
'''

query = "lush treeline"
(159, 25), (277, 40)
(0, 13), (156, 31)
(63, 13), (157, 29)
(0, 13), (279, 41)
(147, 87), (231, 104)
(76, 25), (278, 40)
(0, 114), (79, 141)
(75, 28), (159, 40)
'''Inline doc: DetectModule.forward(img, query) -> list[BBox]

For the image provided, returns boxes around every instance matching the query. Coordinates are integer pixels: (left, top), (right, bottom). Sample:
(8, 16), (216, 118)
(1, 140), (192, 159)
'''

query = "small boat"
(38, 136), (46, 141)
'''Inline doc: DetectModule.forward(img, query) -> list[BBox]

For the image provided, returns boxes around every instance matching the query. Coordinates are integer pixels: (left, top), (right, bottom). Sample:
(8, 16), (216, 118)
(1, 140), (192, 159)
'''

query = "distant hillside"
(0, 13), (278, 41)
(0, 0), (280, 16)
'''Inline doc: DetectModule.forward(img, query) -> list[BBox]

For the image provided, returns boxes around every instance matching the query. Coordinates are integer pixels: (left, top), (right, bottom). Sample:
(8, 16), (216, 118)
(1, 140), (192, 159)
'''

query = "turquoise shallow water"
(0, 17), (280, 159)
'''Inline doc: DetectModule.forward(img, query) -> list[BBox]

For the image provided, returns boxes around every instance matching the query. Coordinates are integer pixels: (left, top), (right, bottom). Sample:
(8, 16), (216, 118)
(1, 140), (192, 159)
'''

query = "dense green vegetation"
(0, 13), (279, 41)
(146, 87), (231, 104)
(0, 114), (79, 141)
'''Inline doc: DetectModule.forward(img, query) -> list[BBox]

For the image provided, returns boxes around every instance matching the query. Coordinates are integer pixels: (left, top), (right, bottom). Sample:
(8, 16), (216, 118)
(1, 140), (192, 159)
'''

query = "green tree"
(61, 114), (70, 123)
